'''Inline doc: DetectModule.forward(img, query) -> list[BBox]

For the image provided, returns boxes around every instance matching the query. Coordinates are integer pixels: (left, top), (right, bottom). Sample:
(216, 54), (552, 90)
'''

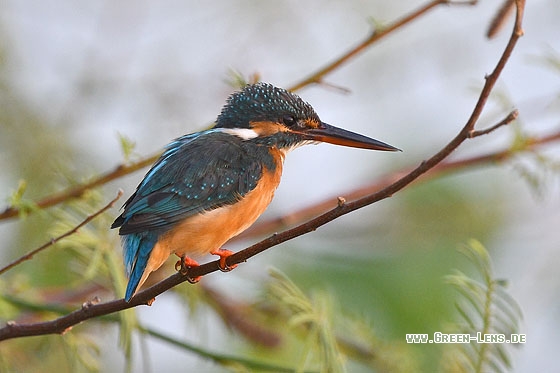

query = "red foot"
(210, 249), (238, 272)
(174, 256), (201, 283)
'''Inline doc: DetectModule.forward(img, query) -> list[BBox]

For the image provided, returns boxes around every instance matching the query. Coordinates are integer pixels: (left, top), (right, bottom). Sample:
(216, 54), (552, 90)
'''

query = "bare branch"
(468, 109), (518, 138)
(487, 0), (516, 39)
(0, 155), (157, 222)
(238, 126), (558, 240)
(288, 0), (460, 92)
(0, 190), (123, 276)
(0, 0), (527, 342)
(139, 325), (301, 372)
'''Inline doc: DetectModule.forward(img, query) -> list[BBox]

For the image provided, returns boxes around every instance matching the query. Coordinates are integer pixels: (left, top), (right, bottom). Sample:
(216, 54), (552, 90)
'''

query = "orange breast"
(162, 158), (283, 257)
(137, 147), (286, 289)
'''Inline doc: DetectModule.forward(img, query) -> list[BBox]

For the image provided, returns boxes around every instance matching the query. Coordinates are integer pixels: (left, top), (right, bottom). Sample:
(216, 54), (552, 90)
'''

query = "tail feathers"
(122, 232), (158, 302)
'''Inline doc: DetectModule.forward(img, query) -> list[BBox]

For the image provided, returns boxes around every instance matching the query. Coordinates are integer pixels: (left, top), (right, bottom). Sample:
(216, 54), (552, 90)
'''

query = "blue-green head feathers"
(215, 82), (321, 129)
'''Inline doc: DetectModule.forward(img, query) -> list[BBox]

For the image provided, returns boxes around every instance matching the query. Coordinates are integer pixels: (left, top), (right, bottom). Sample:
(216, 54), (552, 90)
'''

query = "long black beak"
(302, 122), (400, 151)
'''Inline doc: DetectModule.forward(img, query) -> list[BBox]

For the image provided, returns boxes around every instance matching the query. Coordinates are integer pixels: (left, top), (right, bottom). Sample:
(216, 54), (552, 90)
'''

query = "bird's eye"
(282, 115), (297, 127)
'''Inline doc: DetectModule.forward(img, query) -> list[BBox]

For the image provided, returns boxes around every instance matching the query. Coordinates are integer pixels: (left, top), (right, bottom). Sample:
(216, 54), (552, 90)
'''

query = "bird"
(112, 82), (399, 302)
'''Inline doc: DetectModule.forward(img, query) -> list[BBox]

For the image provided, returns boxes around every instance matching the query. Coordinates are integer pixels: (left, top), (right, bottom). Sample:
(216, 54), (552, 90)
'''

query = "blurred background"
(0, 0), (559, 372)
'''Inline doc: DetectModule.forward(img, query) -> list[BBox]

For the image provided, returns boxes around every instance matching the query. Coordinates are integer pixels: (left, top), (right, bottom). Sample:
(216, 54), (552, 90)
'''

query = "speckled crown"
(215, 82), (320, 128)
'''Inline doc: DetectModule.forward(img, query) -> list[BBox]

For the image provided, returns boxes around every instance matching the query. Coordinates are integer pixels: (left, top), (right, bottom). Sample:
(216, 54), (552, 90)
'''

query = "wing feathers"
(113, 130), (273, 235)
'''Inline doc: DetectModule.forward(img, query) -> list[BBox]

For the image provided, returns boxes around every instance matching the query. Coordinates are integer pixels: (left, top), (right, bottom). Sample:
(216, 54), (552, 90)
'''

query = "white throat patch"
(219, 128), (259, 140)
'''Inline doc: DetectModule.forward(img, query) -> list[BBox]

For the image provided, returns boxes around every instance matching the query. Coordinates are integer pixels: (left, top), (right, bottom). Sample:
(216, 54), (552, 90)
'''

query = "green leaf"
(117, 132), (137, 162)
(6, 179), (39, 218)
(495, 343), (512, 369)
(454, 302), (477, 330)
(445, 240), (523, 372)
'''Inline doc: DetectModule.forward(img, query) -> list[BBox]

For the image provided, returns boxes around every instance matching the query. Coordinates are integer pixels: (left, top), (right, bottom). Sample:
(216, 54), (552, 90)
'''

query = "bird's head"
(215, 82), (399, 152)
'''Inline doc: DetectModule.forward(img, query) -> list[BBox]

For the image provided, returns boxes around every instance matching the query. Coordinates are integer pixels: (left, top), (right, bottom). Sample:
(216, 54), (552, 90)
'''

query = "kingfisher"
(112, 82), (399, 301)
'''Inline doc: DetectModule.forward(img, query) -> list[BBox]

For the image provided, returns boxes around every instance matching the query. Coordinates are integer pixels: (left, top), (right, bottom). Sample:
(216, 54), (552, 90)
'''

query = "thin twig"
(0, 0), (527, 342)
(0, 156), (156, 221)
(288, 0), (468, 92)
(140, 326), (310, 372)
(469, 109), (518, 138)
(0, 190), (123, 276)
(239, 125), (560, 241)
(487, 0), (515, 39)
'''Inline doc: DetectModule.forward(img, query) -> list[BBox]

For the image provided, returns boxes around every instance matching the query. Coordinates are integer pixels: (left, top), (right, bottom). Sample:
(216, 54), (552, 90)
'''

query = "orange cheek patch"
(250, 121), (288, 136)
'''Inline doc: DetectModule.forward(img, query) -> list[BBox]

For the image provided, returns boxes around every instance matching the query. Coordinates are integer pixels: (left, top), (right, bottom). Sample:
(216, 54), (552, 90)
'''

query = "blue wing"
(113, 130), (266, 234)
(112, 129), (274, 300)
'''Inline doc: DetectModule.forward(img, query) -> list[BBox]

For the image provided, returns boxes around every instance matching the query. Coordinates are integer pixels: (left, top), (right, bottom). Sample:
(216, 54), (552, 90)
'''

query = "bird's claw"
(175, 256), (201, 283)
(210, 249), (238, 272)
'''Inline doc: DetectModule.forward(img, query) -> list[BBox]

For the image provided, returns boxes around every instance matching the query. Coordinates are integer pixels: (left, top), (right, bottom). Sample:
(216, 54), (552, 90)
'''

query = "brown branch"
(469, 109), (518, 138)
(0, 190), (124, 276)
(487, 0), (515, 39)
(0, 0), (527, 342)
(0, 0), (452, 223)
(9, 124), (560, 341)
(0, 155), (158, 222)
(287, 0), (474, 92)
(239, 126), (560, 241)
(201, 283), (281, 348)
